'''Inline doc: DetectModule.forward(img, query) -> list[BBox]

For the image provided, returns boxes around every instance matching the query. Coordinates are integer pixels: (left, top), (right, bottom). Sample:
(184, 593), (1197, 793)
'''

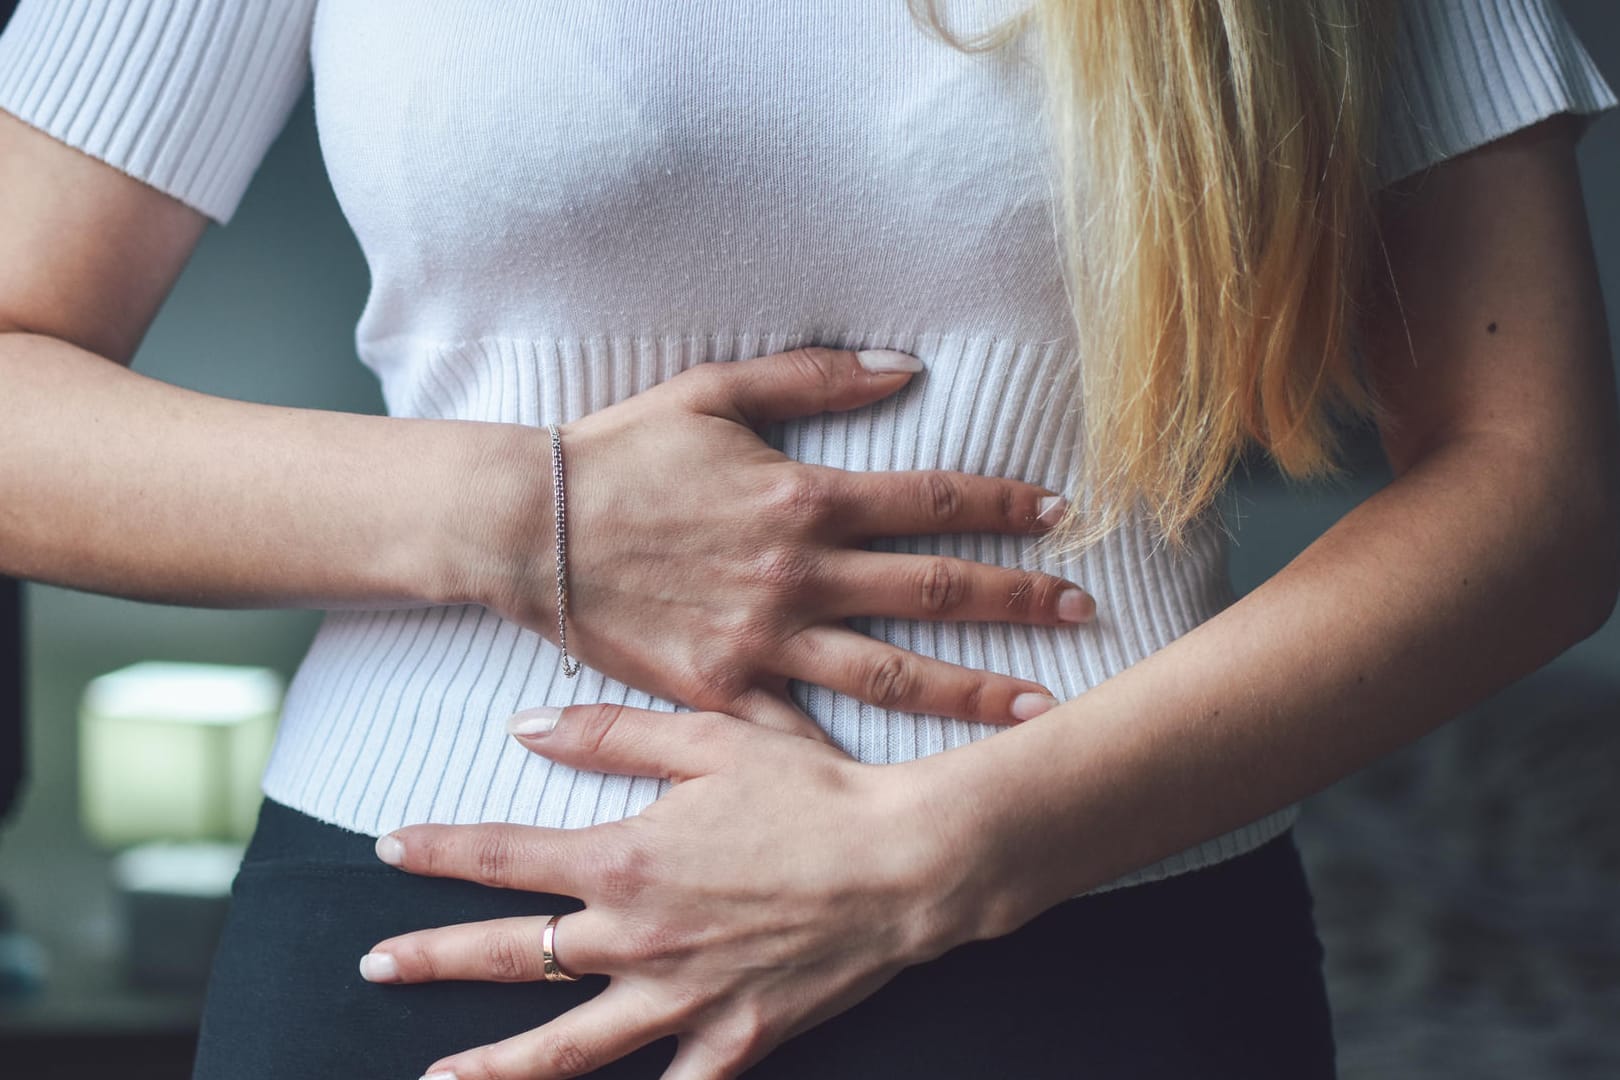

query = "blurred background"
(0, 2), (1616, 1077)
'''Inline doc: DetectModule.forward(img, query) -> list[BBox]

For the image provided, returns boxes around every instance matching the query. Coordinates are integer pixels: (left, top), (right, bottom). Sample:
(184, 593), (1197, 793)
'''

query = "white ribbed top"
(1, 0), (1612, 894)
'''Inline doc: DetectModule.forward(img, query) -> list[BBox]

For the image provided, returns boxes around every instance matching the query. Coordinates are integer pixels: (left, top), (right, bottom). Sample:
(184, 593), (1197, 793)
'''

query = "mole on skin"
(1487, 322), (1499, 334)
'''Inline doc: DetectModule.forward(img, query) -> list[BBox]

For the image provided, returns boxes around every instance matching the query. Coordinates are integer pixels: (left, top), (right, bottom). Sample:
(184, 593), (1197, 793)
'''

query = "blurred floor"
(1302, 652), (1620, 1079)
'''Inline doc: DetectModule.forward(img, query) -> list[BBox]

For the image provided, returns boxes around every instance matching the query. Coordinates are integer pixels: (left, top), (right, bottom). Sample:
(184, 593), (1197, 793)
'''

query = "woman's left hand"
(363, 704), (997, 1080)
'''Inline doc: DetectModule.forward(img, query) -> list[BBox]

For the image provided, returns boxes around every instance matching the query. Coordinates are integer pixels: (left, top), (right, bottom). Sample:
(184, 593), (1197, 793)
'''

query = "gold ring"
(541, 913), (579, 983)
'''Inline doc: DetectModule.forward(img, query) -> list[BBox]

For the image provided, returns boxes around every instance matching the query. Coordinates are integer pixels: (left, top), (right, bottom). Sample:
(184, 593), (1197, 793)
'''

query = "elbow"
(1577, 556), (1620, 643)
(1581, 531), (1620, 643)
(1565, 483), (1620, 643)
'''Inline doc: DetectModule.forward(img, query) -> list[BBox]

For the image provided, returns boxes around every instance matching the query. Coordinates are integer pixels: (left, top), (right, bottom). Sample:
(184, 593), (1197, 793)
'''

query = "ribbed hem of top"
(0, 0), (316, 223)
(1379, 0), (1618, 185)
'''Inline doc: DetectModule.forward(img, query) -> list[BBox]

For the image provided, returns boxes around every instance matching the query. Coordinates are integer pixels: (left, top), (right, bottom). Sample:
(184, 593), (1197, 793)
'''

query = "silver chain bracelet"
(547, 423), (582, 678)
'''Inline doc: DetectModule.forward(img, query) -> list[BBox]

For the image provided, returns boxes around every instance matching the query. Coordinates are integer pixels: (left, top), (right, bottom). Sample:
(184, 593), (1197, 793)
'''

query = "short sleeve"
(0, 0), (318, 224)
(1377, 0), (1618, 187)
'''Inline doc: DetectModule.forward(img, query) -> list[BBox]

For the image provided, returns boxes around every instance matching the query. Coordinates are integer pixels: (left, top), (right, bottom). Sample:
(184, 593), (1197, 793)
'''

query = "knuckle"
(780, 346), (838, 397)
(483, 928), (534, 981)
(451, 1058), (503, 1080)
(862, 653), (915, 709)
(748, 542), (818, 595)
(539, 1033), (597, 1076)
(916, 558), (968, 615)
(405, 833), (441, 874)
(472, 831), (520, 889)
(998, 571), (1037, 615)
(999, 482), (1020, 525)
(955, 677), (987, 719)
(919, 472), (963, 522)
(595, 834), (653, 903)
(1025, 572), (1066, 614)
(758, 469), (835, 530)
(574, 702), (628, 757)
(1005, 571), (1047, 613)
(391, 935), (440, 981)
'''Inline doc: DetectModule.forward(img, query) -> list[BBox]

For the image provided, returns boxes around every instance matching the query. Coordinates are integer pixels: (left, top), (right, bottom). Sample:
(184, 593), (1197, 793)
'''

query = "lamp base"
(111, 842), (243, 990)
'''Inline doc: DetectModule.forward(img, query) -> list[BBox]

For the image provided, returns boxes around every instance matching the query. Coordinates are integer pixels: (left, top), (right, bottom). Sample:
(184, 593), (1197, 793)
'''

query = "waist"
(256, 520), (1285, 896)
(360, 331), (1084, 482)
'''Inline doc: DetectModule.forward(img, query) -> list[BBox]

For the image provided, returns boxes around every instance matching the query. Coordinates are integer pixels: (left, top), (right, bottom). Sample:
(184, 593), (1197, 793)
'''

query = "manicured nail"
(359, 952), (398, 982)
(1011, 692), (1058, 721)
(375, 834), (405, 867)
(1036, 496), (1067, 525)
(1057, 588), (1095, 623)
(856, 349), (922, 374)
(508, 705), (562, 737)
(419, 1073), (458, 1080)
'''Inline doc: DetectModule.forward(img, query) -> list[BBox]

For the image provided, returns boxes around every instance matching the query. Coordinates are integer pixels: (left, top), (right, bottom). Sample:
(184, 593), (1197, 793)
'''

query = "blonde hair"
(908, 0), (1393, 551)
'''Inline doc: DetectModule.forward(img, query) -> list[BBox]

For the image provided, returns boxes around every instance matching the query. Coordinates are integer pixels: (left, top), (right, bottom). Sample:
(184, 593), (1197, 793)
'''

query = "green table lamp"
(79, 661), (282, 847)
(77, 661), (284, 988)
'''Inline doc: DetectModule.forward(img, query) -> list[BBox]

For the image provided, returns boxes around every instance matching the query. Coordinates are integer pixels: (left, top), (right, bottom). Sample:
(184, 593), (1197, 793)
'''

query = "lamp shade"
(79, 662), (283, 847)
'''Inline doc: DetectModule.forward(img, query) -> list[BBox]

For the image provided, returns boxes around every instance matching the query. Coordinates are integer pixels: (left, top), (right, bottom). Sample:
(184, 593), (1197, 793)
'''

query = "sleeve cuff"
(0, 0), (318, 224)
(1376, 0), (1617, 186)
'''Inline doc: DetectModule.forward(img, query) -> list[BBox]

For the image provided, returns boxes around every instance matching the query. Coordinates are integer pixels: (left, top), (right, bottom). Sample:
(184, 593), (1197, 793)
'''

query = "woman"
(0, 0), (1615, 1077)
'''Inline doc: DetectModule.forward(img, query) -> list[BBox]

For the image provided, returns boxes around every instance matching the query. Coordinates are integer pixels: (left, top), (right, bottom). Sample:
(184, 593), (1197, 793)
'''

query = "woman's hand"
(475, 347), (1094, 737)
(363, 703), (993, 1080)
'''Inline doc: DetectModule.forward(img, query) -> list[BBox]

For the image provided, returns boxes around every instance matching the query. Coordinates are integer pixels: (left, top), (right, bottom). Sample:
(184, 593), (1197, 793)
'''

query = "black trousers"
(193, 799), (1336, 1078)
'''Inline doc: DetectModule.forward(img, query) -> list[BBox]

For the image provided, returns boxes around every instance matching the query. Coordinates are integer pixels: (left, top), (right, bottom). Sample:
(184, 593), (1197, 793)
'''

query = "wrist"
(432, 421), (557, 624)
(887, 748), (1075, 952)
(875, 754), (1049, 962)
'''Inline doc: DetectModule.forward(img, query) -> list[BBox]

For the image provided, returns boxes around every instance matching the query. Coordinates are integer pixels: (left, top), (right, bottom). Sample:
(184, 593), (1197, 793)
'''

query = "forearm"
(920, 434), (1618, 940)
(0, 332), (547, 612)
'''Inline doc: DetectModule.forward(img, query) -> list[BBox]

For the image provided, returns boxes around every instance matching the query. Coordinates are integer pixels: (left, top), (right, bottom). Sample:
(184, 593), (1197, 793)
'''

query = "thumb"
(689, 347), (922, 427)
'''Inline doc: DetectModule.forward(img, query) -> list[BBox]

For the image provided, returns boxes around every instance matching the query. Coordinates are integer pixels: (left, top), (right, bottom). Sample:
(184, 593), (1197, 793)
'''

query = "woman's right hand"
(476, 347), (1093, 738)
(2, 117), (1087, 728)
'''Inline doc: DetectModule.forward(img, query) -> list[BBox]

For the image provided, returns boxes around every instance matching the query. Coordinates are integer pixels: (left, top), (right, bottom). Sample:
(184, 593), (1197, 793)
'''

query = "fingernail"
(375, 834), (405, 867)
(359, 952), (398, 982)
(856, 349), (922, 374)
(508, 705), (562, 737)
(1057, 588), (1095, 623)
(419, 1073), (458, 1080)
(1036, 495), (1067, 525)
(1011, 692), (1058, 721)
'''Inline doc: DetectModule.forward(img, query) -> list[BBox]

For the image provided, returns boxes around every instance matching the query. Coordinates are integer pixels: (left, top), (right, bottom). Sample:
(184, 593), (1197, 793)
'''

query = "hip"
(194, 798), (1336, 1079)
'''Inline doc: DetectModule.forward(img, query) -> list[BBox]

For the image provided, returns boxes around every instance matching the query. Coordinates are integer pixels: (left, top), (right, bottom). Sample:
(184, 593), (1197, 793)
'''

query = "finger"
(660, 1038), (744, 1080)
(823, 552), (1095, 626)
(508, 703), (761, 780)
(721, 687), (838, 747)
(782, 628), (1060, 726)
(828, 469), (1068, 538)
(421, 986), (673, 1080)
(361, 910), (623, 985)
(377, 821), (616, 896)
(677, 346), (923, 427)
